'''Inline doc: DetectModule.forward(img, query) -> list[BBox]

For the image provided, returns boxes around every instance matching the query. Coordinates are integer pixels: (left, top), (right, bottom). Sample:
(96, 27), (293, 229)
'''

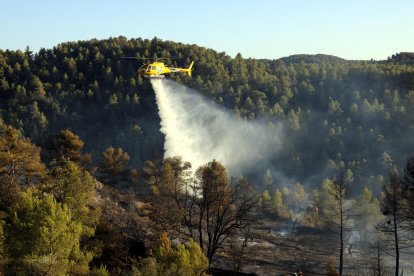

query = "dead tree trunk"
(380, 171), (406, 276)
(339, 205), (344, 276)
(393, 193), (399, 276)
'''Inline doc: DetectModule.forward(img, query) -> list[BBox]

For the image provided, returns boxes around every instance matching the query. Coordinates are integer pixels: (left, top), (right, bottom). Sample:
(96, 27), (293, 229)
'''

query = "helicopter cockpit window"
(152, 66), (157, 70)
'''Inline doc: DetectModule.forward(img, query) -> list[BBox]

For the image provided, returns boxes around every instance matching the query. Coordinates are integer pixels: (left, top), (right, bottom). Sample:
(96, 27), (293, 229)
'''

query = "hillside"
(277, 53), (347, 64)
(1, 36), (414, 274)
(1, 37), (414, 192)
(386, 52), (414, 65)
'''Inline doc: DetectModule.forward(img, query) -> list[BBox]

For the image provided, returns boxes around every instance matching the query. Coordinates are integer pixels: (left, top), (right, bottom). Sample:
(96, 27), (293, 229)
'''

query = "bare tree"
(379, 170), (409, 276)
(229, 226), (252, 274)
(148, 158), (258, 264)
(402, 157), (414, 229)
(371, 236), (390, 276)
(176, 160), (258, 263)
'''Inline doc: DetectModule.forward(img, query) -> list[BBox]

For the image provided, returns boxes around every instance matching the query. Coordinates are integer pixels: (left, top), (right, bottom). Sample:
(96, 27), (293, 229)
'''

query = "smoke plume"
(150, 79), (283, 175)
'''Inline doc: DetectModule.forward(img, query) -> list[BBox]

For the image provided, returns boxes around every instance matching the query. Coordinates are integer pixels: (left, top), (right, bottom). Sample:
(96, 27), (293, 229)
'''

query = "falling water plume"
(150, 79), (283, 174)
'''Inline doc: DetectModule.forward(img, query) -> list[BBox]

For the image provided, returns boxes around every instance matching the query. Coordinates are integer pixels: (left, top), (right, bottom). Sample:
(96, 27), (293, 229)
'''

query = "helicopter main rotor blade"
(120, 57), (149, 60)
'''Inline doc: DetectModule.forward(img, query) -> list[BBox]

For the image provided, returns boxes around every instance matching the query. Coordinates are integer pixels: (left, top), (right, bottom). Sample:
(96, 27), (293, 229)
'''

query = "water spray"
(150, 79), (283, 175)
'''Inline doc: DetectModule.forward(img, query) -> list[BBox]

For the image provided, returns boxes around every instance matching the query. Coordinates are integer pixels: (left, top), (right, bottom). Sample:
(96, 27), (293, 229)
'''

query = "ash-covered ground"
(215, 218), (413, 275)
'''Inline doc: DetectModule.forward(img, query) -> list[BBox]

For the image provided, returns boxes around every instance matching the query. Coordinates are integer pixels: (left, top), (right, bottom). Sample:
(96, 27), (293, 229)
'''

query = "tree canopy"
(3, 189), (90, 275)
(1, 37), (413, 191)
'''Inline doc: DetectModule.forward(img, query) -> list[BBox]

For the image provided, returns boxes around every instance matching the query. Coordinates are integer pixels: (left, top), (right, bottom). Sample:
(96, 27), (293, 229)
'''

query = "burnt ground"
(95, 185), (414, 275)
(213, 218), (391, 276)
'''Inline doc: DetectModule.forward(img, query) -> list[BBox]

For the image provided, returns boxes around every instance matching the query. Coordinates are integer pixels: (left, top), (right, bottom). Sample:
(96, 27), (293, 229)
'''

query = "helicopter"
(122, 57), (194, 79)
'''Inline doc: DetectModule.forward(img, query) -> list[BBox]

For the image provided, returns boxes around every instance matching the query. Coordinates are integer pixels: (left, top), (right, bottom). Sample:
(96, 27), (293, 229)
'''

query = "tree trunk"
(377, 238), (381, 276)
(339, 205), (343, 276)
(393, 204), (399, 276)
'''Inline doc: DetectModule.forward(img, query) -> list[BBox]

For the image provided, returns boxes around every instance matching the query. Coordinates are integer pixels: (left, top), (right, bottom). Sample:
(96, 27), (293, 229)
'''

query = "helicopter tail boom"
(176, 61), (194, 77)
(186, 61), (194, 76)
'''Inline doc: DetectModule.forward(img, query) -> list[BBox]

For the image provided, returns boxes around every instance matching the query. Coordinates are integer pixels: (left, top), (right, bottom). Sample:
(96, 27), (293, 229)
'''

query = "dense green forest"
(1, 37), (414, 274)
(1, 36), (414, 192)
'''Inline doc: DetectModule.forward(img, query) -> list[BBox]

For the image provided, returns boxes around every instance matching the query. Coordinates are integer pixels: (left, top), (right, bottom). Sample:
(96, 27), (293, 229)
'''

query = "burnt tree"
(380, 171), (408, 276)
(177, 160), (258, 263)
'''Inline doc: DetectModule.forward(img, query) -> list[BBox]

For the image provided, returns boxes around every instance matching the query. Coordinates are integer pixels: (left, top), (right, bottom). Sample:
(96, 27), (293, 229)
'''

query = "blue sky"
(1, 0), (413, 60)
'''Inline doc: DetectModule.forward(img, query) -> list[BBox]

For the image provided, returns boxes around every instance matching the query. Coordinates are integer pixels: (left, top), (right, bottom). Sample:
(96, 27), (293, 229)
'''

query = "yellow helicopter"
(122, 57), (194, 79)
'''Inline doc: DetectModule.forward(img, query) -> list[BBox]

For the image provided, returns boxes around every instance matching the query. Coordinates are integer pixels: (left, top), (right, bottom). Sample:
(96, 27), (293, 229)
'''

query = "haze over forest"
(1, 37), (414, 275)
(2, 37), (414, 190)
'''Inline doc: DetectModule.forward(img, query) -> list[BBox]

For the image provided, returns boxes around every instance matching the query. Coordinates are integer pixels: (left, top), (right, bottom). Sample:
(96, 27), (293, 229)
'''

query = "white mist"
(150, 79), (283, 174)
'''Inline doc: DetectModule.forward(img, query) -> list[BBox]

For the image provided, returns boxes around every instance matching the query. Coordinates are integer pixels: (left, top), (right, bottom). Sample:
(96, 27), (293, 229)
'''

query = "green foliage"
(147, 157), (192, 230)
(89, 265), (110, 276)
(1, 38), (413, 187)
(0, 126), (46, 210)
(272, 188), (290, 219)
(353, 186), (383, 241)
(43, 129), (92, 168)
(3, 189), (91, 275)
(100, 147), (130, 181)
(45, 158), (100, 238)
(260, 189), (272, 213)
(159, 156), (191, 196)
(387, 52), (414, 64)
(266, 183), (307, 220)
(199, 159), (228, 198)
(306, 179), (338, 228)
(134, 232), (209, 276)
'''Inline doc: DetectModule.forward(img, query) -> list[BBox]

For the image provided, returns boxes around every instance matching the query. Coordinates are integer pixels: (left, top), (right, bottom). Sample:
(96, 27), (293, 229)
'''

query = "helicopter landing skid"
(145, 75), (165, 79)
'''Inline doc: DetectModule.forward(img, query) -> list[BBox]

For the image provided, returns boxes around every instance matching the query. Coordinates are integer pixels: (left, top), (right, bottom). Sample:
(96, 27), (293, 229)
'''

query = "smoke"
(150, 79), (283, 175)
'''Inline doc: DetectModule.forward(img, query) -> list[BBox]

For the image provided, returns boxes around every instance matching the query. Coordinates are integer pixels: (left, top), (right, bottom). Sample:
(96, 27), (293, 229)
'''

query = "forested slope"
(1, 36), (414, 192)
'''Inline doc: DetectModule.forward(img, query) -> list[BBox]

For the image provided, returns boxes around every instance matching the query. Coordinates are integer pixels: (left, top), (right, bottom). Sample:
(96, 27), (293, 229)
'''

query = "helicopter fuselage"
(138, 61), (193, 79)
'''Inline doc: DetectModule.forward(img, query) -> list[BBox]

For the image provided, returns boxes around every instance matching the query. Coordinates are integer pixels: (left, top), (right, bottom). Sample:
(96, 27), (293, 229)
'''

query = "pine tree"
(45, 158), (100, 237)
(0, 126), (46, 210)
(100, 147), (129, 182)
(43, 129), (91, 168)
(3, 190), (90, 275)
(135, 232), (209, 276)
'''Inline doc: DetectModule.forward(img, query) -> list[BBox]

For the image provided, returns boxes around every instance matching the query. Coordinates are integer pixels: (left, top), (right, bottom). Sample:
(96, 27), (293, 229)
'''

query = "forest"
(0, 36), (414, 275)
